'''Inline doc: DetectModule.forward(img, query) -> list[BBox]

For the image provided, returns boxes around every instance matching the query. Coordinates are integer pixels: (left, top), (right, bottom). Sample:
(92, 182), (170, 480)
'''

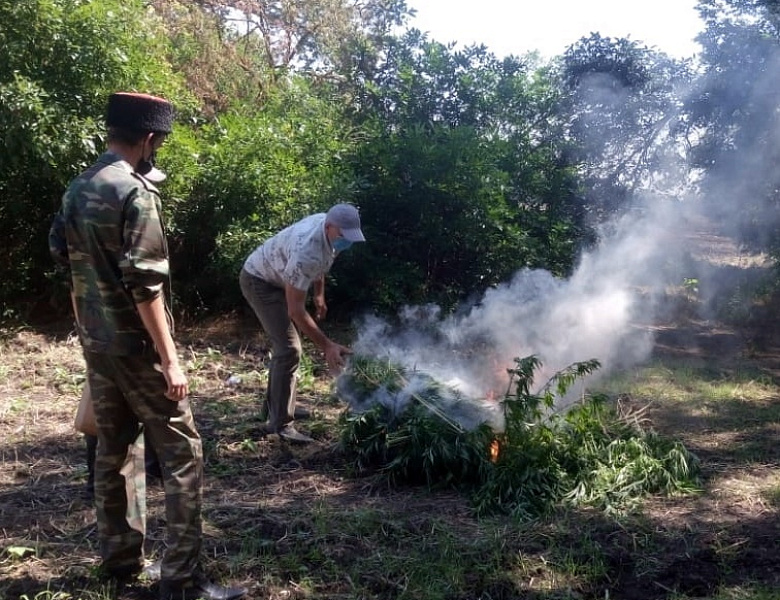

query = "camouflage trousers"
(84, 351), (204, 582)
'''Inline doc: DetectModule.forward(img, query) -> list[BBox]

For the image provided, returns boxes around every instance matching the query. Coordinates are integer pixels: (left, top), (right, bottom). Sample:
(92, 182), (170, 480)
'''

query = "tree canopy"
(1, 0), (778, 320)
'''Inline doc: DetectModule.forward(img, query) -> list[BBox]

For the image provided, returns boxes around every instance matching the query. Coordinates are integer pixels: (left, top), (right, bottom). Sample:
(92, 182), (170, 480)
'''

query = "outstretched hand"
(324, 341), (352, 376)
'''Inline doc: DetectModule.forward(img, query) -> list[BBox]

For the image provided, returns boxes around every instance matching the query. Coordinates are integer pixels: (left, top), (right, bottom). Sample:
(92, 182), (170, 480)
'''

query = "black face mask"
(136, 150), (157, 176)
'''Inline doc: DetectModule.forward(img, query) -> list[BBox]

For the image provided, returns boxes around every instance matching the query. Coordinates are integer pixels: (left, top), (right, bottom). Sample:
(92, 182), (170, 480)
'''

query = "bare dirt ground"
(620, 221), (780, 599)
(1, 220), (779, 600)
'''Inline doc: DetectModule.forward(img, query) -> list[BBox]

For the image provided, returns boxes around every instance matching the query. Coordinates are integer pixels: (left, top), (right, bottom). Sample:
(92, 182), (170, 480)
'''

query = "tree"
(173, 0), (411, 84)
(330, 33), (588, 314)
(0, 0), (189, 315)
(687, 0), (780, 253)
(558, 34), (696, 221)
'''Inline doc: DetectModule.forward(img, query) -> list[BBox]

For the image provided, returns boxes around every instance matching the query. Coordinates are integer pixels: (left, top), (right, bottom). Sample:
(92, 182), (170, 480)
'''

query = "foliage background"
(0, 0), (778, 320)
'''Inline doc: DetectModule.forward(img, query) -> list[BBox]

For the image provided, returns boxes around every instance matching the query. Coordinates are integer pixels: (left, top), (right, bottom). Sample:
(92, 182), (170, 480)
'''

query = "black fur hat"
(106, 92), (174, 133)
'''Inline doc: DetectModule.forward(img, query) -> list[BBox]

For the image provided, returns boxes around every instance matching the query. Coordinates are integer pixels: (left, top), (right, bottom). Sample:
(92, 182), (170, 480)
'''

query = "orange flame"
(489, 438), (501, 463)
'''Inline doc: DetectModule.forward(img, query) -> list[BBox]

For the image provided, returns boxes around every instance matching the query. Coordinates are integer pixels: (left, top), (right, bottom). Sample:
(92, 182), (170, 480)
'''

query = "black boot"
(85, 434), (97, 502)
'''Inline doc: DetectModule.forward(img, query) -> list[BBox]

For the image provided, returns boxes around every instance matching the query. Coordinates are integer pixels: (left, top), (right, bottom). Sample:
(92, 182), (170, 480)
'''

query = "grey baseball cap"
(326, 203), (366, 242)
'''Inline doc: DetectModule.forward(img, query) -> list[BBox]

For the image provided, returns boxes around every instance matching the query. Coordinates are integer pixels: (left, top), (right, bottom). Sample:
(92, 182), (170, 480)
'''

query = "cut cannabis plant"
(337, 354), (700, 519)
(337, 355), (494, 487)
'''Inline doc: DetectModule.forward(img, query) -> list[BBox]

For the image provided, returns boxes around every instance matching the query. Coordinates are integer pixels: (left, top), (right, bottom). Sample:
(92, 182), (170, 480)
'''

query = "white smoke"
(346, 37), (779, 424)
(351, 200), (688, 409)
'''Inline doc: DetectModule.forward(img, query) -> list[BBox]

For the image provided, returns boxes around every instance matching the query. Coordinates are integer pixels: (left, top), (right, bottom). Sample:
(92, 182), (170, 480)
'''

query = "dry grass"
(2, 221), (780, 599)
(0, 309), (778, 600)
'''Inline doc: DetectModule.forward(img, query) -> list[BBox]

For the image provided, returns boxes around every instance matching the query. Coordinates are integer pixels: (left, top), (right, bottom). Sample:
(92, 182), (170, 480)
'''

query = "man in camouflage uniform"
(50, 92), (246, 600)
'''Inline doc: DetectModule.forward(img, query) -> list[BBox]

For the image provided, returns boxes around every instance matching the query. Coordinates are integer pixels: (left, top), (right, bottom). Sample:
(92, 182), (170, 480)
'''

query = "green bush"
(0, 0), (189, 314)
(167, 83), (356, 313)
(337, 355), (495, 486)
(332, 35), (590, 314)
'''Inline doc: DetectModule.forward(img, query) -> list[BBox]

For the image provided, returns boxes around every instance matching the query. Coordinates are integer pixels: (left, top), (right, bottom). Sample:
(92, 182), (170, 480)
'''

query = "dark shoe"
(278, 425), (314, 444)
(159, 573), (247, 600)
(253, 421), (274, 437)
(294, 405), (311, 420)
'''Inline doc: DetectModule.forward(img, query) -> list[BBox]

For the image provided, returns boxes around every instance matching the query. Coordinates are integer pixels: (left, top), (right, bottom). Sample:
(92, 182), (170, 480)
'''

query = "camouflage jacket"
(49, 151), (172, 355)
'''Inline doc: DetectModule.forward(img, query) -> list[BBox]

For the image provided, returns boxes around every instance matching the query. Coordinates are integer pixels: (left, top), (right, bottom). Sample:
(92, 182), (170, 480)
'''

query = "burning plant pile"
(336, 354), (700, 519)
(335, 354), (498, 488)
